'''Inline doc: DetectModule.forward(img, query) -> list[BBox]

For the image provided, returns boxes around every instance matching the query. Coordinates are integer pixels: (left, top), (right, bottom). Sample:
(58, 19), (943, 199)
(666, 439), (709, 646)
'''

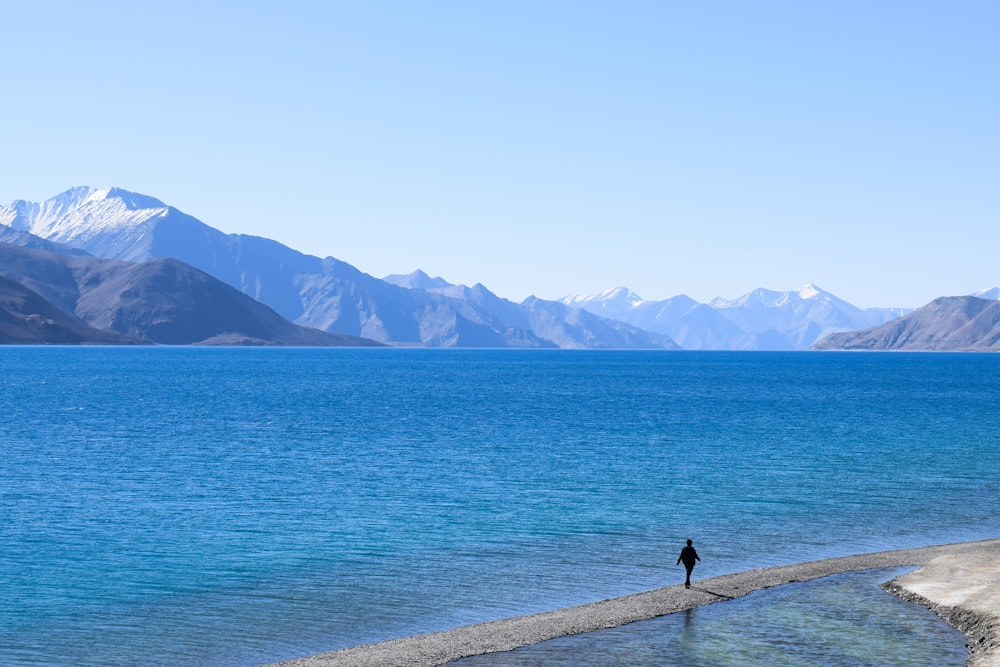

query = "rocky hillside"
(0, 274), (138, 344)
(812, 296), (1000, 351)
(0, 241), (381, 346)
(1, 188), (678, 349)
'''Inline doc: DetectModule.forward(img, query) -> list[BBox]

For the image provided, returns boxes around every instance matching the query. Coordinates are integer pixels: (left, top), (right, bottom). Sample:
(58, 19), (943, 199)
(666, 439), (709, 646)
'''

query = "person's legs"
(685, 565), (693, 588)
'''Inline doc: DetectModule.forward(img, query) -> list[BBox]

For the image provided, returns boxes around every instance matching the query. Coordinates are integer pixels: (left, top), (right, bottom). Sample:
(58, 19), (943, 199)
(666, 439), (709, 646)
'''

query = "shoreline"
(884, 547), (1000, 667)
(264, 538), (1000, 667)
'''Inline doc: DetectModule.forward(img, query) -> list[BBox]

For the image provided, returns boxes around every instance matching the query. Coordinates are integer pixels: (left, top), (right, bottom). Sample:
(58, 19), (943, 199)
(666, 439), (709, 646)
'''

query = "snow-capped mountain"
(709, 283), (908, 349)
(971, 287), (1000, 300)
(16, 186), (990, 350)
(1, 188), (678, 349)
(562, 287), (645, 320)
(1, 187), (178, 261)
(563, 290), (751, 350)
(563, 283), (911, 350)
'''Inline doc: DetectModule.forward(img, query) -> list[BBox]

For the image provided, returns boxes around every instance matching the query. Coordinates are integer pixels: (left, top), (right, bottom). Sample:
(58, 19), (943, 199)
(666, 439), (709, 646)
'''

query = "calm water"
(453, 568), (967, 667)
(2, 348), (998, 666)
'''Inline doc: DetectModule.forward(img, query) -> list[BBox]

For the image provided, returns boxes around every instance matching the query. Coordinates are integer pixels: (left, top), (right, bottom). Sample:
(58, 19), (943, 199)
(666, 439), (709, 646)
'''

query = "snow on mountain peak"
(971, 287), (1000, 300)
(711, 288), (780, 309)
(561, 287), (644, 306)
(84, 186), (167, 211)
(0, 186), (170, 247)
(798, 283), (822, 299)
(559, 287), (645, 320)
(84, 187), (114, 203)
(711, 284), (830, 309)
(597, 286), (644, 305)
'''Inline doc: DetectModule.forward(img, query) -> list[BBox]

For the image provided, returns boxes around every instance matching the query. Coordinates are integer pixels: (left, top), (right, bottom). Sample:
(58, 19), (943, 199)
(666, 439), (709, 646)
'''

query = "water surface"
(2, 348), (997, 665)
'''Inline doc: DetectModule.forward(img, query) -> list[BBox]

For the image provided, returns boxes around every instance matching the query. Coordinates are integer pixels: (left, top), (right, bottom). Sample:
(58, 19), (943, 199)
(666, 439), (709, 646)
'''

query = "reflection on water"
(451, 569), (966, 667)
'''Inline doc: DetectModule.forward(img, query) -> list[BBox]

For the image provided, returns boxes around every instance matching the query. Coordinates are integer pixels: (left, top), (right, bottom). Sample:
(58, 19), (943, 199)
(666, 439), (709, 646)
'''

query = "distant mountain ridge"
(971, 287), (1000, 300)
(0, 241), (380, 346)
(3, 186), (996, 350)
(383, 270), (453, 291)
(563, 284), (910, 350)
(812, 296), (1000, 351)
(1, 188), (678, 349)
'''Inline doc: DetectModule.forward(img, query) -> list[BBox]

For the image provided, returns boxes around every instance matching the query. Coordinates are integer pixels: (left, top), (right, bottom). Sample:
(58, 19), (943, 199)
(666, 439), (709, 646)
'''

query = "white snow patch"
(971, 287), (1000, 300)
(798, 283), (821, 299)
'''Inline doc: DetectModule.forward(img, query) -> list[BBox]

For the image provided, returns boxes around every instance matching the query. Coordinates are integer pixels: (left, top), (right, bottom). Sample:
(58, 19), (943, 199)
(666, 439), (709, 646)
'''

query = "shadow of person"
(688, 586), (734, 600)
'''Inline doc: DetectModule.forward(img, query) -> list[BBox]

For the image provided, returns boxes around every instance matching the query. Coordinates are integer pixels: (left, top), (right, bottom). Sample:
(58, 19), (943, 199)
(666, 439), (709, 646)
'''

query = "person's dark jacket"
(678, 545), (700, 568)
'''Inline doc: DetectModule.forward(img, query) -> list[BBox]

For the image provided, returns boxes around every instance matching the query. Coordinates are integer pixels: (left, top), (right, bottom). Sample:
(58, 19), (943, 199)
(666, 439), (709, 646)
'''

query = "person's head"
(686, 539), (693, 546)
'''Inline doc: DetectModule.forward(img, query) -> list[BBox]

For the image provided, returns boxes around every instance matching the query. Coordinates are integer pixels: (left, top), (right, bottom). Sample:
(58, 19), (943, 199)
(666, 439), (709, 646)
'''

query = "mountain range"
(561, 285), (909, 350)
(1, 186), (996, 350)
(0, 188), (677, 349)
(0, 240), (380, 346)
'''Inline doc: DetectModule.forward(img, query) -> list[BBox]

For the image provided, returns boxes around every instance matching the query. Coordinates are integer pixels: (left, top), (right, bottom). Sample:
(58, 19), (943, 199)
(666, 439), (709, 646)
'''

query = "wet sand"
(264, 538), (1000, 667)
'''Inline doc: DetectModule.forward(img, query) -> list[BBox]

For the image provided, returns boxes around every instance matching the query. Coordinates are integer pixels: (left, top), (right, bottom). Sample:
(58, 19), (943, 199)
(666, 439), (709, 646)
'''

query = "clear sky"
(2, 1), (997, 308)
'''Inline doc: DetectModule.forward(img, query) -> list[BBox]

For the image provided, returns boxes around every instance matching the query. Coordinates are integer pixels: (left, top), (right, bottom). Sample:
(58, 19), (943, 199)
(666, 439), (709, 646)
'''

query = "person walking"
(677, 539), (700, 589)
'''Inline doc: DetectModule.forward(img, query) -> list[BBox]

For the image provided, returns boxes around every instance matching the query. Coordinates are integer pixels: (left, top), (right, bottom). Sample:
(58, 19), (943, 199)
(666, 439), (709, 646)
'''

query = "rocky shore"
(265, 539), (1000, 667)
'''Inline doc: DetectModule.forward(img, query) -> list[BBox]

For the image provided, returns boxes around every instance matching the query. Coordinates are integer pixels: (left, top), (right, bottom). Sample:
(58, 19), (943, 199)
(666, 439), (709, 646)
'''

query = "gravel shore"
(883, 545), (1000, 667)
(264, 538), (1000, 667)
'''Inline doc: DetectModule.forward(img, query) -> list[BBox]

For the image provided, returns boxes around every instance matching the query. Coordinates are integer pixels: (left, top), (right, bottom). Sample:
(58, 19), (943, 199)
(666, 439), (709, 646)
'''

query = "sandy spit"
(883, 545), (1000, 667)
(263, 538), (1000, 667)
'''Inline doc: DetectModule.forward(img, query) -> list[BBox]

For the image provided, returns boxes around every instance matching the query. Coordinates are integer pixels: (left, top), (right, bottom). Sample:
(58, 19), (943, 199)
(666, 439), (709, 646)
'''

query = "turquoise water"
(2, 348), (998, 666)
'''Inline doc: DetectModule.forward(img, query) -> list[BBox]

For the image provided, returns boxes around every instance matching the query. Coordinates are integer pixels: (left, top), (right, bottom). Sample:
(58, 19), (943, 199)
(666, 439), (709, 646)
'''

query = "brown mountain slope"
(0, 275), (139, 344)
(812, 296), (1000, 351)
(0, 242), (382, 346)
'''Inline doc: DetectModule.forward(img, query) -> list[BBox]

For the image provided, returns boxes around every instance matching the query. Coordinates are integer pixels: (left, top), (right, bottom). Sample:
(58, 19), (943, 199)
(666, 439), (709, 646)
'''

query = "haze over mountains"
(0, 187), (677, 349)
(1, 186), (996, 349)
(562, 285), (909, 350)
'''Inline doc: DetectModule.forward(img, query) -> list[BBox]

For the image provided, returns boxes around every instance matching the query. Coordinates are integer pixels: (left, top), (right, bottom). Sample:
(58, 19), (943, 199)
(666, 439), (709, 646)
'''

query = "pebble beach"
(265, 539), (1000, 667)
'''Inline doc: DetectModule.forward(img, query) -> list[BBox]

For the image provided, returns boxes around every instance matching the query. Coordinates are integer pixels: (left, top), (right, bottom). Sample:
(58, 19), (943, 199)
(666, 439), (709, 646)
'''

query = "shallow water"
(2, 348), (998, 665)
(451, 569), (967, 667)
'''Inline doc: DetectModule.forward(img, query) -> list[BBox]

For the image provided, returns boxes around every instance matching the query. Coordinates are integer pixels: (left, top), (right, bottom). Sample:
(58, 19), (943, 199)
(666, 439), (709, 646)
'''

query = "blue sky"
(2, 1), (997, 308)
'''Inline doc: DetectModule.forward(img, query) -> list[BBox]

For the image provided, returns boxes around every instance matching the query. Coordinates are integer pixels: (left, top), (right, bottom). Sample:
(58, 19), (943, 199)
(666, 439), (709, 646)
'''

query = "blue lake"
(2, 348), (998, 665)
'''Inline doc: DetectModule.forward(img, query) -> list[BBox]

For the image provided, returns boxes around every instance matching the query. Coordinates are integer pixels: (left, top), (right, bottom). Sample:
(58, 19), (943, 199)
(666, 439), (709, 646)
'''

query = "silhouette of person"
(677, 539), (700, 589)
